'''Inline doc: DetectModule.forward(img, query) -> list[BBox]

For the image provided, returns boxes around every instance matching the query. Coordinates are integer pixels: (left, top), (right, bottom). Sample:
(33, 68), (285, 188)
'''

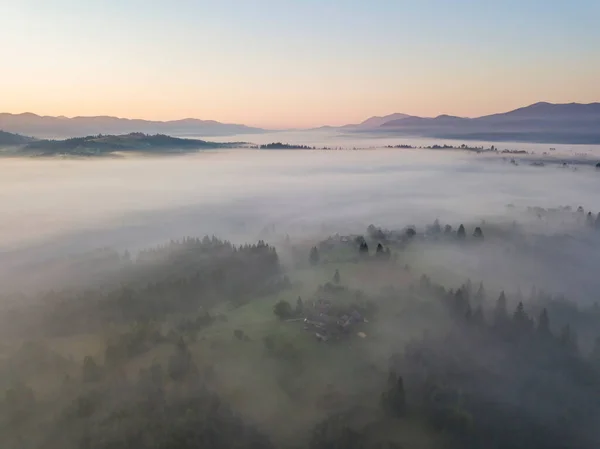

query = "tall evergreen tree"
(474, 282), (485, 305)
(493, 291), (508, 328)
(457, 224), (466, 240)
(381, 371), (406, 417)
(295, 296), (304, 315)
(586, 211), (594, 227)
(537, 308), (551, 337)
(309, 246), (320, 265)
(513, 301), (531, 333)
(453, 289), (471, 319)
(464, 279), (473, 298)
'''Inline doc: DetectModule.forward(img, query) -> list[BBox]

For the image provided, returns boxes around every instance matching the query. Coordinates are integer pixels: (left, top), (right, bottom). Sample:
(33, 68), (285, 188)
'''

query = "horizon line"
(2, 100), (600, 130)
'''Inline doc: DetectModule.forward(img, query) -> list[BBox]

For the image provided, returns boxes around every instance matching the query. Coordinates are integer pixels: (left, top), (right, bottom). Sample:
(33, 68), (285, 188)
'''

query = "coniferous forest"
(2, 207), (600, 449)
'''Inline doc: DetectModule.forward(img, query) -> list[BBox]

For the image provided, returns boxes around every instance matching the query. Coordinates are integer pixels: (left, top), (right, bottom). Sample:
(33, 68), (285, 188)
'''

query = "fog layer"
(2, 142), (600, 449)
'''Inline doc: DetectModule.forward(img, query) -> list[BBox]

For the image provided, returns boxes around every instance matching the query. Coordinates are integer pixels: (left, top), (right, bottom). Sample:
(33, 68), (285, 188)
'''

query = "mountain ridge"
(351, 102), (600, 144)
(0, 113), (266, 138)
(356, 102), (600, 129)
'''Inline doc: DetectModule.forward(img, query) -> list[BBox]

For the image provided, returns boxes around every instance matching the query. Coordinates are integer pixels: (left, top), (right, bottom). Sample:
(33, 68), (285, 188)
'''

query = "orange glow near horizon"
(1, 1), (599, 129)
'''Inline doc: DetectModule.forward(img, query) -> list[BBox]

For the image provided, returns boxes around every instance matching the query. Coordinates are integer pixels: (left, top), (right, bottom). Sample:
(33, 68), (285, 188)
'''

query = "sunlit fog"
(2, 133), (600, 448)
(2, 1), (600, 448)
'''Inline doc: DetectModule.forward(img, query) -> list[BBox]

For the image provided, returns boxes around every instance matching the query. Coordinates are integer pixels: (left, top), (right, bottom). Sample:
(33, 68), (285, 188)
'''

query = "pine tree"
(309, 246), (320, 265)
(295, 296), (304, 315)
(381, 371), (406, 417)
(474, 282), (485, 305)
(537, 308), (551, 337)
(465, 302), (473, 322)
(513, 301), (531, 333)
(457, 224), (466, 240)
(493, 291), (508, 328)
(473, 227), (484, 239)
(587, 211), (594, 227)
(464, 279), (473, 298)
(453, 289), (471, 318)
(333, 269), (340, 284)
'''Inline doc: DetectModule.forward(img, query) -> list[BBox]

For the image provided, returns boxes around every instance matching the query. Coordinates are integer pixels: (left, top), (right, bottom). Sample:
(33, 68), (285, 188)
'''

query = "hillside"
(0, 130), (36, 146)
(21, 133), (242, 156)
(2, 213), (600, 449)
(0, 112), (266, 138)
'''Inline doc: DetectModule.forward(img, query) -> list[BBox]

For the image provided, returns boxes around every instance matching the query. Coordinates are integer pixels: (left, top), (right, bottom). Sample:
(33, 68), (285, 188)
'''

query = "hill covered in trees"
(20, 132), (245, 156)
(2, 209), (600, 449)
(0, 130), (36, 146)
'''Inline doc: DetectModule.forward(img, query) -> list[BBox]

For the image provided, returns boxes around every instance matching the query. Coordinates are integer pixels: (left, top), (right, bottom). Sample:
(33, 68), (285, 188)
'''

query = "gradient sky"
(2, 0), (599, 128)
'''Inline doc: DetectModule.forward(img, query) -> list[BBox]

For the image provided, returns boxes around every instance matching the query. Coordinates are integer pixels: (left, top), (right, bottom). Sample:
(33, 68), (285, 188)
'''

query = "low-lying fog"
(1, 142), (600, 297)
(3, 138), (600, 449)
(2, 147), (599, 247)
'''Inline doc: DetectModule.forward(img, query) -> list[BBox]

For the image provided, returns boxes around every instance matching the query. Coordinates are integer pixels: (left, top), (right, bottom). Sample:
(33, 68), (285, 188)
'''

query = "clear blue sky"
(2, 0), (599, 127)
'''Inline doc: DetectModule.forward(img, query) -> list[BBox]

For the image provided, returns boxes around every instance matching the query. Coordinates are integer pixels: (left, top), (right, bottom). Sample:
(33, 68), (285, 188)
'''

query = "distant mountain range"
(342, 113), (412, 129)
(344, 102), (600, 144)
(2, 102), (600, 144)
(0, 113), (265, 138)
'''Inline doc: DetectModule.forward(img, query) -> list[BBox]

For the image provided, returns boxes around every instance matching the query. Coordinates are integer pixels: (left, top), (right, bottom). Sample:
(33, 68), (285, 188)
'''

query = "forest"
(11, 133), (242, 156)
(1, 206), (600, 449)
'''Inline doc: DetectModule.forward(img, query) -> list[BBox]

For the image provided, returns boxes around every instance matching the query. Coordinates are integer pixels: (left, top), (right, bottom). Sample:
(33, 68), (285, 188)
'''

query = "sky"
(1, 0), (599, 128)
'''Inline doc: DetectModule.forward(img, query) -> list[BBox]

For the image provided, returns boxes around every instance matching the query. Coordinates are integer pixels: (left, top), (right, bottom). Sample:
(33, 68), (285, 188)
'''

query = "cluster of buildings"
(303, 298), (366, 342)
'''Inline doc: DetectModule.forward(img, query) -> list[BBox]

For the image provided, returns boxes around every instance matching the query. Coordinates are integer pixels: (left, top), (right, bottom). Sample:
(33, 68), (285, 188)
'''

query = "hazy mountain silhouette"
(479, 101), (600, 120)
(0, 113), (266, 139)
(354, 102), (600, 144)
(382, 114), (467, 127)
(346, 112), (413, 129)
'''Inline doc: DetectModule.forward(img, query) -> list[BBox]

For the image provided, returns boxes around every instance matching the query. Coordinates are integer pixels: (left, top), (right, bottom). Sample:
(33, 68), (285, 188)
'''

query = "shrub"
(273, 300), (293, 320)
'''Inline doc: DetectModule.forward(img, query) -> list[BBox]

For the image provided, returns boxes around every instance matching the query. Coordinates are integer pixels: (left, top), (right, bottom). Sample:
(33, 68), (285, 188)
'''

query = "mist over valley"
(1, 136), (600, 448)
(3, 1), (600, 446)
